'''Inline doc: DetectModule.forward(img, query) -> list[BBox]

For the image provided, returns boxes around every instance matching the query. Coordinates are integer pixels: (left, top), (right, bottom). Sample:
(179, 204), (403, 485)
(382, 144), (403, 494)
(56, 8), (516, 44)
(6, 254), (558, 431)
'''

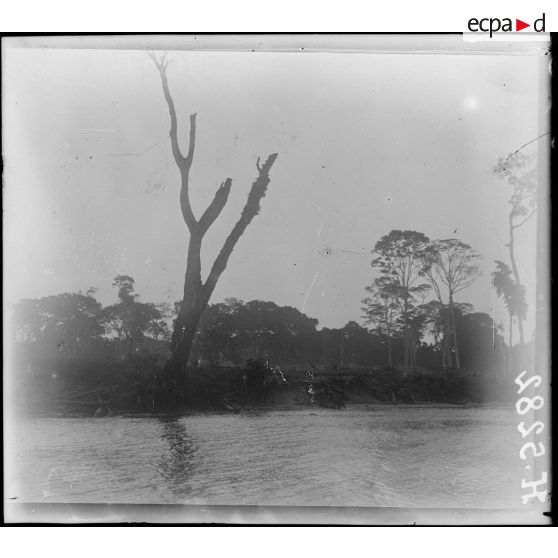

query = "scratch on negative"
(317, 216), (328, 240)
(302, 270), (320, 313)
(491, 243), (496, 348)
(107, 143), (159, 158)
(77, 129), (119, 133)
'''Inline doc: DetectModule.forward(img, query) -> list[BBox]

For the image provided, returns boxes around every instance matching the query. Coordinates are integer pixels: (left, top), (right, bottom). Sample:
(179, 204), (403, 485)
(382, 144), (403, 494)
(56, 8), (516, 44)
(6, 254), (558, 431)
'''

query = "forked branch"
(199, 178), (233, 233)
(204, 153), (279, 299)
(150, 52), (278, 290)
(150, 52), (198, 230)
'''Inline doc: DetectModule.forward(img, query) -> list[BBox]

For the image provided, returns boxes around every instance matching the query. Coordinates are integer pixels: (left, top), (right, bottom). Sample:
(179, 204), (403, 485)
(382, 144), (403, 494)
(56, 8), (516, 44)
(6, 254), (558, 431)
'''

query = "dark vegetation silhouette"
(422, 239), (480, 369)
(367, 230), (431, 376)
(362, 231), (480, 375)
(149, 53), (278, 382)
(10, 255), (516, 417)
(491, 261), (527, 371)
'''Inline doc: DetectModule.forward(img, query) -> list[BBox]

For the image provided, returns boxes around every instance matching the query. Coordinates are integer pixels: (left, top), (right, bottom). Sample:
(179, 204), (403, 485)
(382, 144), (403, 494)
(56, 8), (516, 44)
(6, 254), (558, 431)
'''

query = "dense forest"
(8, 229), (531, 415)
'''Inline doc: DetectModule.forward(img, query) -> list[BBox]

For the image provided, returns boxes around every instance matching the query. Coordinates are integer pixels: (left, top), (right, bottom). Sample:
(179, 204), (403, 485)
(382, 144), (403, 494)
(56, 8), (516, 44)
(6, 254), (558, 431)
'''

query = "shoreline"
(17, 400), (514, 420)
(13, 364), (516, 419)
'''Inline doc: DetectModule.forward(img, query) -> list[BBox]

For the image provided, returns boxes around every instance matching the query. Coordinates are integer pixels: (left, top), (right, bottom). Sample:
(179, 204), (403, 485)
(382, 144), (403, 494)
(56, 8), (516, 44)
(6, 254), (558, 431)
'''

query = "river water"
(6, 405), (527, 509)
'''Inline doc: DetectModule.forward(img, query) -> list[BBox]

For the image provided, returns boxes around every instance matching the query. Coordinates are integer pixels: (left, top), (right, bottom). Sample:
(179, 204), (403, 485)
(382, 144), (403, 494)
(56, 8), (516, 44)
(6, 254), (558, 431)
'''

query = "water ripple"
(7, 406), (524, 508)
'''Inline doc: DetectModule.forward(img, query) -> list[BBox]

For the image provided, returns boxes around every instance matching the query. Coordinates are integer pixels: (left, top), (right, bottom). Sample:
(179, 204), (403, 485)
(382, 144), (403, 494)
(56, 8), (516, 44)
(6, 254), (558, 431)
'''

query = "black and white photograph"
(2, 34), (552, 525)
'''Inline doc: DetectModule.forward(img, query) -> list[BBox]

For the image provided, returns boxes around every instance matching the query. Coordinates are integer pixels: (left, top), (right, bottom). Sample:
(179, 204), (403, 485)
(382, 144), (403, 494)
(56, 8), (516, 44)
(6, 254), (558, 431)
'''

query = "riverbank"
(17, 401), (513, 420)
(13, 359), (515, 418)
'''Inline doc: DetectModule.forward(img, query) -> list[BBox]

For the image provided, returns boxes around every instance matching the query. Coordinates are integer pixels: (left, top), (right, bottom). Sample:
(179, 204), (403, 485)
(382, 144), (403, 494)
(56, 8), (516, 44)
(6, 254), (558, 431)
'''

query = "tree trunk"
(166, 154), (277, 377)
(387, 336), (392, 367)
(403, 331), (408, 374)
(166, 233), (205, 378)
(440, 323), (449, 369)
(445, 316), (453, 368)
(508, 215), (525, 344)
(442, 324), (451, 368)
(403, 298), (411, 375)
(449, 293), (460, 369)
(167, 304), (203, 377)
(151, 54), (278, 382)
(507, 310), (513, 374)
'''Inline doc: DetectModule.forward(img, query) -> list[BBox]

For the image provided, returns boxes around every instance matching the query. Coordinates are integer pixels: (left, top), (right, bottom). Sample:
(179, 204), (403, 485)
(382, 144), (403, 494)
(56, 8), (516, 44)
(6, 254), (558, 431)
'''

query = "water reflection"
(12, 407), (522, 508)
(158, 419), (198, 497)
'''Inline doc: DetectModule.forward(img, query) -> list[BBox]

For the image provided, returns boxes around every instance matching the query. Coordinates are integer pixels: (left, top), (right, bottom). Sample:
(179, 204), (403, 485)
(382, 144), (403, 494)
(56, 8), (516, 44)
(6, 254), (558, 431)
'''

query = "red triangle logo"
(516, 19), (530, 31)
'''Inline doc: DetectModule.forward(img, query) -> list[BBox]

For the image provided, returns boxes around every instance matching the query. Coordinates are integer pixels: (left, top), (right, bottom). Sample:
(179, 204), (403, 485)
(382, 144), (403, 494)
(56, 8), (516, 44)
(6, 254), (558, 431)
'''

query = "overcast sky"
(3, 37), (549, 337)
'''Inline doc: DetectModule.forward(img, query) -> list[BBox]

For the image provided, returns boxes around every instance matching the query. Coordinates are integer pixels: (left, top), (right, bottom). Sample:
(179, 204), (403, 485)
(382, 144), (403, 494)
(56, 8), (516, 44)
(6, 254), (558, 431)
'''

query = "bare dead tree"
(150, 53), (278, 378)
